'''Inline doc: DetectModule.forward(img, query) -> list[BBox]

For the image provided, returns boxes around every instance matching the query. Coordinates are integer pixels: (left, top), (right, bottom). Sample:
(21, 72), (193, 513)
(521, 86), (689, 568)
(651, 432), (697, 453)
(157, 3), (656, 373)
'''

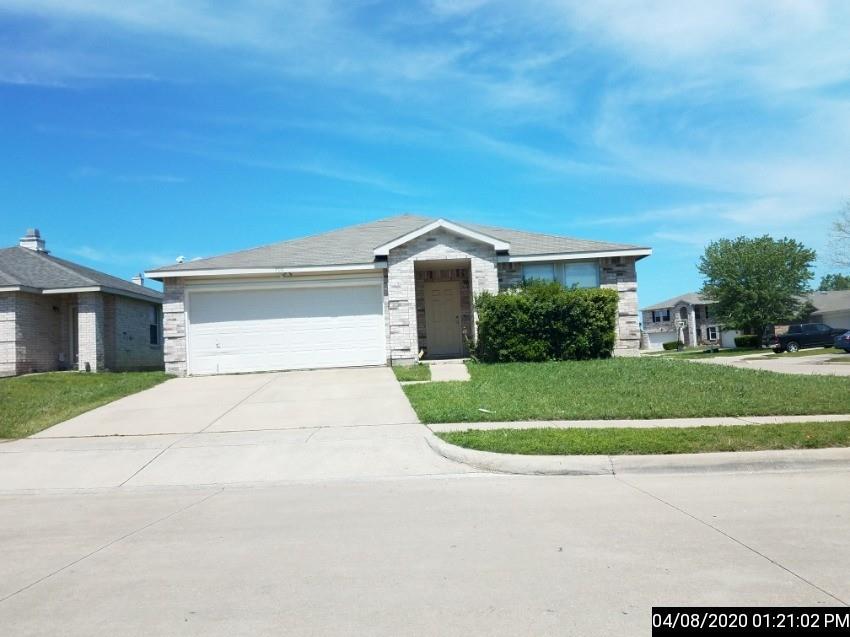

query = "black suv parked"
(763, 323), (845, 353)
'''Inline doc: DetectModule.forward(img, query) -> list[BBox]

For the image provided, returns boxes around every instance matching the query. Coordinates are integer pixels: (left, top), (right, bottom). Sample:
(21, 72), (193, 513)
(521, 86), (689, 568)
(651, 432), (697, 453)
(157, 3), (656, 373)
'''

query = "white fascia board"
(0, 285), (23, 292)
(145, 262), (386, 280)
(373, 218), (510, 256)
(502, 248), (652, 263)
(42, 286), (101, 294)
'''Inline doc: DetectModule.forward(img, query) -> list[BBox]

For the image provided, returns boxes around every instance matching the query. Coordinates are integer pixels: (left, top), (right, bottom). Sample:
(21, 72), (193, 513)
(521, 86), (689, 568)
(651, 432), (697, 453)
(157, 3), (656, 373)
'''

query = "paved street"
(2, 368), (849, 635)
(1, 470), (847, 636)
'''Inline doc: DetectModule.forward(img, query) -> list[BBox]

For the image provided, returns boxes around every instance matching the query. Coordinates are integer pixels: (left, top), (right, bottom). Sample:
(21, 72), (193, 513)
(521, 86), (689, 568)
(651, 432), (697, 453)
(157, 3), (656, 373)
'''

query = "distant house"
(0, 229), (163, 376)
(808, 290), (850, 329)
(640, 292), (740, 350)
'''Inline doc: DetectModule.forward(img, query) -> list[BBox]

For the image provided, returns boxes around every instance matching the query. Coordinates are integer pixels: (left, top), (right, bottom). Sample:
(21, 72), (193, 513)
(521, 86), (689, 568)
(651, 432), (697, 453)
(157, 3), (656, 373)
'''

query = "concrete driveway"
(0, 368), (472, 490)
(692, 351), (850, 376)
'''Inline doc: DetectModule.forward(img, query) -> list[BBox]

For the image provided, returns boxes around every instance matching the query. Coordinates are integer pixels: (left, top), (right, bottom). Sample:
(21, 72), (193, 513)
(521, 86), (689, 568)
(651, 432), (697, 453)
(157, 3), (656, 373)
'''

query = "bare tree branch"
(830, 202), (850, 269)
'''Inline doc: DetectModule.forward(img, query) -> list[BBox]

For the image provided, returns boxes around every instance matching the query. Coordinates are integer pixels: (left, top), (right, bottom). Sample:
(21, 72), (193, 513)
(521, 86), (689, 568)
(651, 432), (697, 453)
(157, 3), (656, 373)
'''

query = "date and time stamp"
(652, 607), (850, 634)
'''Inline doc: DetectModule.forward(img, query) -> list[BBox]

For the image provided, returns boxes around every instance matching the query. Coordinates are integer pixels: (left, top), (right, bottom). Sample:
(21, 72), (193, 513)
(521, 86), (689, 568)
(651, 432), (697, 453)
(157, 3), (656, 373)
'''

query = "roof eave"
(145, 262), (387, 281)
(504, 247), (652, 263)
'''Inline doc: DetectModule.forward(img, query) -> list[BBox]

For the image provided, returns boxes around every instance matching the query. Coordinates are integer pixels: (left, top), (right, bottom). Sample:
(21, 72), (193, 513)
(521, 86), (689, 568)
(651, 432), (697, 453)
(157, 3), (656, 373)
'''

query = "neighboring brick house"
(0, 229), (164, 376)
(145, 215), (651, 376)
(641, 292), (740, 350)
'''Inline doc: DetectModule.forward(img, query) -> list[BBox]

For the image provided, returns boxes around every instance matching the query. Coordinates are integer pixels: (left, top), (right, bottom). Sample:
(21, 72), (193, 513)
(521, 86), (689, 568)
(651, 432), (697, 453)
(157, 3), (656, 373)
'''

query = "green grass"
(437, 422), (850, 455)
(403, 358), (850, 423)
(765, 347), (844, 358)
(827, 357), (850, 364)
(0, 371), (170, 439)
(392, 364), (431, 382)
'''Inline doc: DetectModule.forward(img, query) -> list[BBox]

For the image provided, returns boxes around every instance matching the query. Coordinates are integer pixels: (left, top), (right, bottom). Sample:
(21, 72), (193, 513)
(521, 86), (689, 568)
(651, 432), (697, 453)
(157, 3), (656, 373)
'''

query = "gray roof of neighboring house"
(147, 214), (649, 273)
(0, 246), (162, 301)
(642, 292), (713, 312)
(808, 290), (850, 313)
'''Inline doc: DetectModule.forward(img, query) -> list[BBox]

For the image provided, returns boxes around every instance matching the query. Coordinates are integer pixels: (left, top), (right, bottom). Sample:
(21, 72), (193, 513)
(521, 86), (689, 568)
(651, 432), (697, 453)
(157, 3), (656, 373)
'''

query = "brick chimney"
(131, 273), (145, 287)
(19, 228), (48, 253)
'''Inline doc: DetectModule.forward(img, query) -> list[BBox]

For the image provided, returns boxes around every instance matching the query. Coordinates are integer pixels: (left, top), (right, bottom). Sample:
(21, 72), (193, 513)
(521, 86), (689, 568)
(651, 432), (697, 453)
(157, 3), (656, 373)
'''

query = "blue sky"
(1, 1), (849, 305)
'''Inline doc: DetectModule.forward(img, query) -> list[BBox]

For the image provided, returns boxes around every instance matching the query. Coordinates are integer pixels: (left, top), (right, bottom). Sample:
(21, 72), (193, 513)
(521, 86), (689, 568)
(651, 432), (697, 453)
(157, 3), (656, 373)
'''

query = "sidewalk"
(428, 413), (850, 432)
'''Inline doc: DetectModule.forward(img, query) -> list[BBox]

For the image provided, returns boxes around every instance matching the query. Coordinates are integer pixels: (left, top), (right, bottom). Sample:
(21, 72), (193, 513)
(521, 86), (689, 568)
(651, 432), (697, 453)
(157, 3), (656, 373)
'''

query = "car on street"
(763, 322), (845, 353)
(835, 330), (850, 353)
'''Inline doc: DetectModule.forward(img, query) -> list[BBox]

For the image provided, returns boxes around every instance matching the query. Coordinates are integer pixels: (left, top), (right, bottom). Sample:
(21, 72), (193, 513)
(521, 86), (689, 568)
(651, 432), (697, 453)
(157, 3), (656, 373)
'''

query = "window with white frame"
(651, 309), (670, 323)
(706, 325), (718, 341)
(522, 261), (599, 288)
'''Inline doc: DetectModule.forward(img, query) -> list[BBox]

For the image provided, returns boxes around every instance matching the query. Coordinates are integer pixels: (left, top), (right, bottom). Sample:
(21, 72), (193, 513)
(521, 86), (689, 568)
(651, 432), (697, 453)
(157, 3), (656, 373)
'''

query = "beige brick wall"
(0, 293), (17, 376)
(108, 294), (164, 371)
(387, 228), (499, 363)
(162, 278), (187, 376)
(77, 292), (105, 371)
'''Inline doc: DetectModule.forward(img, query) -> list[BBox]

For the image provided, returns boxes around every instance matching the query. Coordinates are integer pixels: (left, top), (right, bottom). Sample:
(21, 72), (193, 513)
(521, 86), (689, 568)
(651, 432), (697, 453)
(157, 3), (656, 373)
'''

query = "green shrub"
(474, 281), (618, 362)
(734, 335), (760, 348)
(662, 340), (680, 351)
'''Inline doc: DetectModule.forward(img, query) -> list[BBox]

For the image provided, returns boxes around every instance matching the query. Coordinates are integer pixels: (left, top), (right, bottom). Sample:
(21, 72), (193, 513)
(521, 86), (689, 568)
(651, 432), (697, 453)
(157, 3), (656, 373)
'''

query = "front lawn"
(437, 422), (850, 455)
(0, 371), (170, 438)
(402, 358), (850, 423)
(392, 364), (431, 382)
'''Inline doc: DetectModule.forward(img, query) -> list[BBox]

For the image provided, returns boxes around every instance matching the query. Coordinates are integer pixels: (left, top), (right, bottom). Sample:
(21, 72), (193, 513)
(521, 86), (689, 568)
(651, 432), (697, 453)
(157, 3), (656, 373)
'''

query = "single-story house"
(641, 292), (740, 350)
(145, 215), (651, 376)
(0, 229), (164, 376)
(808, 290), (850, 329)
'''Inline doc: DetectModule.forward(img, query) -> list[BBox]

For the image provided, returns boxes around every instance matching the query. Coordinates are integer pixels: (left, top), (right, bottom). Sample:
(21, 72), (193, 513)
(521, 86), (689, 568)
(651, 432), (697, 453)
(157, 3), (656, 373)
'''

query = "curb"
(425, 430), (850, 476)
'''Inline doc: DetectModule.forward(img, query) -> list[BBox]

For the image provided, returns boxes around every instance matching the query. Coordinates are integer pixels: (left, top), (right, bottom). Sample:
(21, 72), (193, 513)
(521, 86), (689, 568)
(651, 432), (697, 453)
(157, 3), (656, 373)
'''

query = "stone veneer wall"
(386, 228), (499, 364)
(162, 277), (188, 376)
(599, 257), (640, 354)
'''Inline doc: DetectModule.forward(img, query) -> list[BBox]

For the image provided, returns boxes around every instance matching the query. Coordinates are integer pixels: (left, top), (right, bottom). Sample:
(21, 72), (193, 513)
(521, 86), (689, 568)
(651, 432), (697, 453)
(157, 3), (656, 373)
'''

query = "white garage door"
(186, 279), (385, 375)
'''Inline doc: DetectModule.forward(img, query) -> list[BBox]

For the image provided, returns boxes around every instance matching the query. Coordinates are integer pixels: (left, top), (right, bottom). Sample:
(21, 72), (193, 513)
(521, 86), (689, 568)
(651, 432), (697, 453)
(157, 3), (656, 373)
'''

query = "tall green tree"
(699, 236), (816, 335)
(819, 273), (850, 291)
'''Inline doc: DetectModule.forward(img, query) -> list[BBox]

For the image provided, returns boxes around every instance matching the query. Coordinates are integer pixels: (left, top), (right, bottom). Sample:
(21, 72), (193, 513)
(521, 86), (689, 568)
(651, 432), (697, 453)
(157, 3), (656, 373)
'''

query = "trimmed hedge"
(734, 335), (760, 348)
(662, 340), (680, 351)
(473, 281), (618, 362)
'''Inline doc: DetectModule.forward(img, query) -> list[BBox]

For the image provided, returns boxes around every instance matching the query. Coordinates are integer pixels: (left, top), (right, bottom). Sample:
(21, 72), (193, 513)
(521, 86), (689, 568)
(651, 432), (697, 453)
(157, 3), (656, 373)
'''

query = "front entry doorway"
(424, 281), (463, 357)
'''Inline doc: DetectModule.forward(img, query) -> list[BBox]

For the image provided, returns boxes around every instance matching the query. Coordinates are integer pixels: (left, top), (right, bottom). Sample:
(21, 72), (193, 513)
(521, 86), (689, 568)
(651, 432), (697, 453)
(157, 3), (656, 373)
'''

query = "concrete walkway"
(428, 413), (850, 432)
(426, 360), (471, 382)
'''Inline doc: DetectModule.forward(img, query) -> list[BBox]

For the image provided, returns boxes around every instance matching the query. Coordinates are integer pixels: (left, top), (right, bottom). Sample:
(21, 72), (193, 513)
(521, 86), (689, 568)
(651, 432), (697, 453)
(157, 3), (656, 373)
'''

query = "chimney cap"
(19, 228), (48, 253)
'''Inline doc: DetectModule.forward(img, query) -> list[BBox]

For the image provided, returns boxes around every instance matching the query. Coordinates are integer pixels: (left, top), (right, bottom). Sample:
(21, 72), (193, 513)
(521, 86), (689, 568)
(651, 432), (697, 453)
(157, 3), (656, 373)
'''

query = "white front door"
(186, 278), (385, 375)
(424, 281), (462, 357)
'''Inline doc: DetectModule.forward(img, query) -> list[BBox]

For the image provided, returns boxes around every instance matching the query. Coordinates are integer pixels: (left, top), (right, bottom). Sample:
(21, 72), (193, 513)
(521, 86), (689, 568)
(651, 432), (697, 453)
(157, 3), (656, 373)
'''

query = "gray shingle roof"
(0, 246), (162, 301)
(642, 292), (713, 311)
(148, 214), (649, 273)
(808, 290), (850, 313)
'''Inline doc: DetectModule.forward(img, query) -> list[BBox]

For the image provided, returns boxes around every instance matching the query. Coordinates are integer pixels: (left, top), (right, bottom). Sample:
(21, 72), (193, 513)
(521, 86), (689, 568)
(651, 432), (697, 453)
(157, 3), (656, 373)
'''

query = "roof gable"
(373, 218), (510, 256)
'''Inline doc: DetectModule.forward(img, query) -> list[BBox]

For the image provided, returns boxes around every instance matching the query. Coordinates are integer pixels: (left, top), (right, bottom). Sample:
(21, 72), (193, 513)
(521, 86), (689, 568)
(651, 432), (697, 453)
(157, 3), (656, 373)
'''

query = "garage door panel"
(187, 282), (385, 375)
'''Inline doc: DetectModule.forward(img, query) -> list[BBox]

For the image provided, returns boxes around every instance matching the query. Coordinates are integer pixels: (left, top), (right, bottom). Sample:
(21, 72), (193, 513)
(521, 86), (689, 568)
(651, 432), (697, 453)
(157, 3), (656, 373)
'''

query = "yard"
(436, 421), (850, 455)
(0, 371), (170, 439)
(402, 358), (850, 423)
